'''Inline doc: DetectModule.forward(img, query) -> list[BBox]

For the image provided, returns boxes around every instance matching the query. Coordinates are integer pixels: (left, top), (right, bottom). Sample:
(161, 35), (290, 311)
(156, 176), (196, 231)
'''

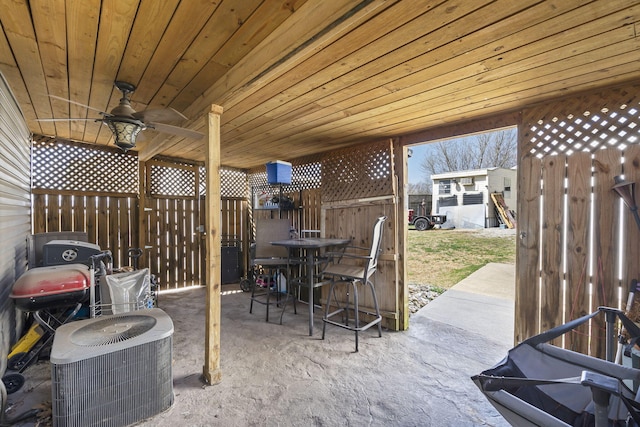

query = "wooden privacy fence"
(517, 82), (640, 359)
(321, 140), (402, 331)
(31, 138), (249, 291)
(32, 193), (139, 269)
(31, 192), (248, 291)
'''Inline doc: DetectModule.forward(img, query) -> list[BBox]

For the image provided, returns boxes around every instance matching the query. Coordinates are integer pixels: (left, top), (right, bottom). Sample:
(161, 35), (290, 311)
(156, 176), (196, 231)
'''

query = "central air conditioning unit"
(50, 308), (174, 427)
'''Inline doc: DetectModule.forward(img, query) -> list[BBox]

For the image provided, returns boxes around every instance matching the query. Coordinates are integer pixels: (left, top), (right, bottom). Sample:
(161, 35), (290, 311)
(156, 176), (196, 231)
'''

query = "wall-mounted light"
(612, 175), (640, 230)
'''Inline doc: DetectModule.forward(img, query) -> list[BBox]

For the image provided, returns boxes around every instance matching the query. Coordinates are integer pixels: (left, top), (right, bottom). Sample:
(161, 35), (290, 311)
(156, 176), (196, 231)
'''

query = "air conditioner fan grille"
(70, 315), (156, 346)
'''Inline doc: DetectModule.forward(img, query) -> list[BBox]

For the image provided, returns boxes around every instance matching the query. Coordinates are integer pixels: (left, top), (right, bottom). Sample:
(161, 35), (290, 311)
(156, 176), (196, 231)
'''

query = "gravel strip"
(409, 283), (444, 314)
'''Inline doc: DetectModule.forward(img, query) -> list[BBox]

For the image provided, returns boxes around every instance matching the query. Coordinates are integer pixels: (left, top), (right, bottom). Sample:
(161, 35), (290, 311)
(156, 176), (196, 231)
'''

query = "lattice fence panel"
(321, 140), (393, 202)
(149, 161), (197, 198)
(517, 82), (640, 359)
(199, 166), (247, 198)
(248, 155), (323, 190)
(522, 84), (640, 159)
(32, 136), (138, 194)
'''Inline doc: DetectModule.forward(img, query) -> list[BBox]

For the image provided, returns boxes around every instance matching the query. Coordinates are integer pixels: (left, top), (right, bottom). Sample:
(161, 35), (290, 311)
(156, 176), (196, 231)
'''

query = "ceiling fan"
(40, 81), (204, 151)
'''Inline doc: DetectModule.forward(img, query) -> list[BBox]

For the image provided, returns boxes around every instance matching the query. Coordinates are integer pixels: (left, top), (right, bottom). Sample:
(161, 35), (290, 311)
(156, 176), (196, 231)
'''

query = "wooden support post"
(393, 139), (409, 331)
(203, 104), (223, 385)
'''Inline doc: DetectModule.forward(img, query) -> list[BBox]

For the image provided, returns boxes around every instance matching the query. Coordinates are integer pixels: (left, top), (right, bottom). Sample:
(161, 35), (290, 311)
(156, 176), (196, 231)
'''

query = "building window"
(439, 179), (451, 194)
(439, 195), (458, 207)
(463, 193), (483, 205)
(504, 177), (511, 198)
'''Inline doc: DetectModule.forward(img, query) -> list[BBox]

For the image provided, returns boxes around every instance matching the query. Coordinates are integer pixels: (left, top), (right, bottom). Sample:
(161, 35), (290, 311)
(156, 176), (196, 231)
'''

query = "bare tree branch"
(418, 129), (516, 181)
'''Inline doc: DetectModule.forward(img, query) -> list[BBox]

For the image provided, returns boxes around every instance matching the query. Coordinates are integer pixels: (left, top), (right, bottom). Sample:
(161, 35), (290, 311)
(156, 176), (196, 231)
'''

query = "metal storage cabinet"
(221, 236), (241, 284)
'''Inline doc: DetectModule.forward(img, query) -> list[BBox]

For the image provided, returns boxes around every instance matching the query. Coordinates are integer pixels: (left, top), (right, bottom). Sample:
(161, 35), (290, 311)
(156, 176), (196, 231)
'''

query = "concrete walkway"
(12, 263), (515, 426)
(418, 262), (515, 346)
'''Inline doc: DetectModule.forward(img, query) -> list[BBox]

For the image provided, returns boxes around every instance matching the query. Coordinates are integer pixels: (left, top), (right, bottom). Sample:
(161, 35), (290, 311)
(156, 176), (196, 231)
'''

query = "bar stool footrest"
(323, 313), (382, 332)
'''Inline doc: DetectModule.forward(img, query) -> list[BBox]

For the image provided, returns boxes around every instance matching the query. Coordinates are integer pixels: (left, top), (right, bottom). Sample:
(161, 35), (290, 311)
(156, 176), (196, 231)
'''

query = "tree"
(420, 129), (517, 177)
(408, 181), (431, 195)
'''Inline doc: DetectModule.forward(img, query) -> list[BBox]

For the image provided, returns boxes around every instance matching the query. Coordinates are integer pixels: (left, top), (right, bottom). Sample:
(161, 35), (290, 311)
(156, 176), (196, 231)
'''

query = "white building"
(431, 167), (517, 229)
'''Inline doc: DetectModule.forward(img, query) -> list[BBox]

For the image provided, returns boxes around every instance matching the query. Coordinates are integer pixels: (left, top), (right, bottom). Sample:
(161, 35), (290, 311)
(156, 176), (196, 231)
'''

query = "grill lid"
(10, 264), (90, 299)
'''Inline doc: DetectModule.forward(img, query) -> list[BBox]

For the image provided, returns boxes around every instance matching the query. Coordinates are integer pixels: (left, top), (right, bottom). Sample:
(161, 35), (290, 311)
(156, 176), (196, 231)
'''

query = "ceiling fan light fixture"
(42, 80), (201, 147)
(106, 117), (145, 151)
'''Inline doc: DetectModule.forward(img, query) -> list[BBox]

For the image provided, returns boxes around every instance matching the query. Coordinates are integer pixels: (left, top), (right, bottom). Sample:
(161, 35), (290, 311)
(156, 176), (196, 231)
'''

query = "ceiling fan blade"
(49, 95), (108, 115)
(148, 122), (204, 140)
(133, 107), (187, 123)
(36, 118), (99, 122)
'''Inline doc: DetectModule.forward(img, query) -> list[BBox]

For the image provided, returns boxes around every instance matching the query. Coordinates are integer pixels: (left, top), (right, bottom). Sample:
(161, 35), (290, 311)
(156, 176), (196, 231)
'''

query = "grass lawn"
(407, 228), (516, 291)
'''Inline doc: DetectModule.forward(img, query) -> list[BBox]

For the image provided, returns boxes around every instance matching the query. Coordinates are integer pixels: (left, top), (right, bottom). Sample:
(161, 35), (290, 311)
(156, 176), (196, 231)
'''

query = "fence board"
(184, 199), (195, 286)
(60, 195), (72, 231)
(540, 155), (565, 345)
(46, 194), (59, 231)
(130, 200), (137, 261)
(148, 198), (160, 285)
(120, 198), (131, 267)
(302, 189), (321, 233)
(73, 195), (85, 233)
(220, 198), (229, 238)
(515, 154), (541, 345)
(565, 151), (592, 353)
(97, 198), (108, 250)
(591, 149), (622, 357)
(85, 196), (96, 243)
(169, 199), (178, 288)
(158, 198), (169, 289)
(108, 198), (119, 266)
(33, 195), (46, 233)
(177, 198), (187, 286)
(234, 199), (243, 241)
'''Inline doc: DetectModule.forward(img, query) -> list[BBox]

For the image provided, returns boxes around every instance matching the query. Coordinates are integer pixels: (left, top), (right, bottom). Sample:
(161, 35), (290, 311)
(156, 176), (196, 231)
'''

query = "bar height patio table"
(271, 237), (350, 336)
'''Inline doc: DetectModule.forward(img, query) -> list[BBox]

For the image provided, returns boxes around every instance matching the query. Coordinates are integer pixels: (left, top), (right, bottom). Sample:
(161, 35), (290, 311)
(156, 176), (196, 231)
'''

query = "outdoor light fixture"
(105, 117), (145, 151)
(102, 82), (147, 152)
(613, 175), (640, 230)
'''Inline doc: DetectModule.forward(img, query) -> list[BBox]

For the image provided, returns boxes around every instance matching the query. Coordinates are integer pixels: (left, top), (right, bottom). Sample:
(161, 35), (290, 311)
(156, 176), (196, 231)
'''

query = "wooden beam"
(399, 111), (520, 146)
(203, 104), (223, 385)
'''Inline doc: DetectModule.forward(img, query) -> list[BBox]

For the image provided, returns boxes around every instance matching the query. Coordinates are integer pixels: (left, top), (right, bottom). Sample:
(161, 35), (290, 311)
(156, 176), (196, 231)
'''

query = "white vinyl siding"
(0, 73), (31, 372)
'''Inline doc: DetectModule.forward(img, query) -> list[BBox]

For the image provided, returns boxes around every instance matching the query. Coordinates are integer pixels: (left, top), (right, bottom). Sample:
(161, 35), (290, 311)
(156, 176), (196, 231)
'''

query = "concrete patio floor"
(11, 262), (515, 426)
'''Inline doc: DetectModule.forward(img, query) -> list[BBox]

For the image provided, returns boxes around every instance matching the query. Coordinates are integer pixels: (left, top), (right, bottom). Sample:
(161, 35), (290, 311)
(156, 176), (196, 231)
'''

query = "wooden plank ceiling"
(0, 0), (639, 170)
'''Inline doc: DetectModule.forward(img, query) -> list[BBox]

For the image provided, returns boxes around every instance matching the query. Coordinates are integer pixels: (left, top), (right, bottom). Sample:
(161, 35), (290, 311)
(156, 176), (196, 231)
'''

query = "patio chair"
(249, 217), (291, 322)
(472, 307), (640, 427)
(321, 216), (386, 352)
